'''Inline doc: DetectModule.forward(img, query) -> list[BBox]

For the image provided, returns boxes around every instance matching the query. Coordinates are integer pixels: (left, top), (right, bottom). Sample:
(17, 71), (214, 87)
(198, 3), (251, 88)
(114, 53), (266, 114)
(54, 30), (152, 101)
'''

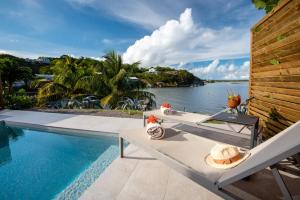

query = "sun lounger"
(143, 109), (212, 126)
(143, 109), (260, 148)
(119, 121), (300, 200)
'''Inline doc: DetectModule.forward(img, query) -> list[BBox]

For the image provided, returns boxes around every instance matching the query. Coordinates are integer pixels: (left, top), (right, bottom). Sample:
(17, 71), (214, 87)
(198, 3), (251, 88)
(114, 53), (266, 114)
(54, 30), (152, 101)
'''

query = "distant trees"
(0, 51), (203, 110)
(0, 57), (32, 94)
(36, 55), (105, 104)
(136, 66), (202, 87)
(0, 71), (4, 108)
(36, 51), (155, 109)
(97, 51), (155, 108)
(0, 56), (32, 108)
(252, 0), (280, 13)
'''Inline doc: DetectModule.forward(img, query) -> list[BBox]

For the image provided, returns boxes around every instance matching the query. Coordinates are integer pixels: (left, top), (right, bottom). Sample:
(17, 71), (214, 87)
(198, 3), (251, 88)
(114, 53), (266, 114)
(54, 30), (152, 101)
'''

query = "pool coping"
(2, 120), (119, 139)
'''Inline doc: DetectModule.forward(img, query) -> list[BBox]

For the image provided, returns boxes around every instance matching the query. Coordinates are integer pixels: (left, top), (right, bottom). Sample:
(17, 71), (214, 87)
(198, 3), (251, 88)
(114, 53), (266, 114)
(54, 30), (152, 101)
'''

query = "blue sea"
(148, 82), (249, 114)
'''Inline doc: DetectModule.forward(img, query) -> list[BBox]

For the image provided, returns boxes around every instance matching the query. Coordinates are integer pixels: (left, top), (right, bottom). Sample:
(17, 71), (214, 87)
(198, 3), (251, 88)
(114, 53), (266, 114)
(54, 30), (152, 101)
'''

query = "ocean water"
(148, 82), (249, 114)
(0, 125), (119, 200)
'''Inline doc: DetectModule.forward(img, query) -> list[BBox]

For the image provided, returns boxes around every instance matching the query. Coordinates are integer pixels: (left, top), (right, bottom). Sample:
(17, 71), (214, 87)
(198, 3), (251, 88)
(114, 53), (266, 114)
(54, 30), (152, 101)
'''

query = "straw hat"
(205, 144), (250, 169)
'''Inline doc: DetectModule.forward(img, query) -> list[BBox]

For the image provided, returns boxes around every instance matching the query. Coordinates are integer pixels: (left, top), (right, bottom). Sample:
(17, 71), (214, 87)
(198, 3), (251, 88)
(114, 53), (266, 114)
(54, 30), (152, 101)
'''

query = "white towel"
(146, 122), (165, 140)
(160, 106), (173, 115)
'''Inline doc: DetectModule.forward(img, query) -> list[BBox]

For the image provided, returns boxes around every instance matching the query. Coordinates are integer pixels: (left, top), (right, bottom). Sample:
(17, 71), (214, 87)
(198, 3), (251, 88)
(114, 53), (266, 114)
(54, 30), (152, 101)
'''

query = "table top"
(209, 112), (258, 126)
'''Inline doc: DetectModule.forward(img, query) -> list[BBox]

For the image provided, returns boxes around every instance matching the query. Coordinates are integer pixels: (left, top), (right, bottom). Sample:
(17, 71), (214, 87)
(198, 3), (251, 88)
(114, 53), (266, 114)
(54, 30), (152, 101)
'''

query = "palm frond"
(37, 82), (69, 103)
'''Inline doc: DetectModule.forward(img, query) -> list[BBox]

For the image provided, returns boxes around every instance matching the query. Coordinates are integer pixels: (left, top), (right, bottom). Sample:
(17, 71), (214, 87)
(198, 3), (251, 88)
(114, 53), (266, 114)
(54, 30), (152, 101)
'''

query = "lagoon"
(148, 82), (249, 115)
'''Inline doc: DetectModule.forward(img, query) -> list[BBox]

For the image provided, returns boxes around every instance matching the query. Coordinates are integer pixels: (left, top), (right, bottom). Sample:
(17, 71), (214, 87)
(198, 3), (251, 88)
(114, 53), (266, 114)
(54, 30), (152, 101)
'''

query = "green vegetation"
(35, 55), (105, 104)
(35, 51), (155, 109)
(270, 59), (280, 65)
(135, 66), (203, 87)
(0, 51), (158, 110)
(252, 0), (280, 13)
(98, 51), (155, 108)
(276, 35), (286, 41)
(7, 89), (35, 109)
(0, 55), (32, 108)
(0, 51), (203, 110)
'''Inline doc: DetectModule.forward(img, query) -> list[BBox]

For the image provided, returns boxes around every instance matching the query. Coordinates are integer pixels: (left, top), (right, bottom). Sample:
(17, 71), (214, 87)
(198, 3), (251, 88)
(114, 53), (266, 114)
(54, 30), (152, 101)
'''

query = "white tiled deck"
(1, 110), (299, 200)
(80, 144), (224, 200)
(80, 144), (300, 200)
(0, 110), (142, 134)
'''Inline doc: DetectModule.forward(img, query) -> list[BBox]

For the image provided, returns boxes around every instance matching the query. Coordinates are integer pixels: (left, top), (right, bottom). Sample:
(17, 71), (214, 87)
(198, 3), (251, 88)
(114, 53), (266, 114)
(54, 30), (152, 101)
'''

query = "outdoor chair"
(119, 121), (300, 200)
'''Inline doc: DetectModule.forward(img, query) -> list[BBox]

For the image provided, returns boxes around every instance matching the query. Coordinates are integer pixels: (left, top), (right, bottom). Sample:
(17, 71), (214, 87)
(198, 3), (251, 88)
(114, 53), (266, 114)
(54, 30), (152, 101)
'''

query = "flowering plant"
(227, 91), (241, 109)
(161, 102), (171, 108)
(147, 115), (159, 124)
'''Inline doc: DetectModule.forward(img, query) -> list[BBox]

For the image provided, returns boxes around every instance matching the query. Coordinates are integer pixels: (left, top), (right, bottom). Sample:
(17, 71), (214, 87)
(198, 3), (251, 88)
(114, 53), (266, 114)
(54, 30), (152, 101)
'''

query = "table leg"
(143, 114), (146, 127)
(119, 137), (124, 158)
(250, 121), (259, 148)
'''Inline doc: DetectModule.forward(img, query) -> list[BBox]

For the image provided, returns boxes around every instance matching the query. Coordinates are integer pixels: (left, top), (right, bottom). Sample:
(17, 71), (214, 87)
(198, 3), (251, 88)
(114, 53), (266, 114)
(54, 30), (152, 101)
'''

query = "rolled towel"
(146, 122), (165, 140)
(160, 106), (173, 115)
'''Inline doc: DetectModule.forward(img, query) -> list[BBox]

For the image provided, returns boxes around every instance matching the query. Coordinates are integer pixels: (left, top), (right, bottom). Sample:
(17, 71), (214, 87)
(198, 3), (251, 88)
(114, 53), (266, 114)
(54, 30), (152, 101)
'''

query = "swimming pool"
(0, 123), (119, 200)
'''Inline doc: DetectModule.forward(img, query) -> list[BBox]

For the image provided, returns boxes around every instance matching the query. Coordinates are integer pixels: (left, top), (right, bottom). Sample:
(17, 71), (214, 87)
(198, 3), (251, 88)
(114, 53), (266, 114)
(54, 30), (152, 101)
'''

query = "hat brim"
(205, 152), (250, 169)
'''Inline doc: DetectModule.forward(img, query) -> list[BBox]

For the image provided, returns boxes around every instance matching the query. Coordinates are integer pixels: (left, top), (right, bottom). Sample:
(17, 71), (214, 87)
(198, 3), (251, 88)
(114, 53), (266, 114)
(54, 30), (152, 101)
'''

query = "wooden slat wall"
(249, 0), (300, 138)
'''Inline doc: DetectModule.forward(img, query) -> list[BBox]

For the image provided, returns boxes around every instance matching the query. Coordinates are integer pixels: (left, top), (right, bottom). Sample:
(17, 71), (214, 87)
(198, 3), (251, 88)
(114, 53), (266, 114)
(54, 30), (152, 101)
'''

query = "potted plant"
(227, 92), (241, 109)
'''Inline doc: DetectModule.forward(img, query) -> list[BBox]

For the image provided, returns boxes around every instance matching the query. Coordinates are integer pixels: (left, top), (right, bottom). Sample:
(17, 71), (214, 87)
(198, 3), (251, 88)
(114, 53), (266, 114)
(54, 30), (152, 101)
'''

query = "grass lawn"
(29, 108), (143, 119)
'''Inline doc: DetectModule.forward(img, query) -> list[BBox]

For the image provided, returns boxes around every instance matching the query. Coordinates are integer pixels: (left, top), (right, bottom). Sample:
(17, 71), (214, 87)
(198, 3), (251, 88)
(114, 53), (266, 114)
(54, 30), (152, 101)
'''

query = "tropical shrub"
(99, 51), (155, 109)
(36, 52), (156, 110)
(7, 89), (35, 109)
(36, 55), (105, 105)
(0, 56), (32, 94)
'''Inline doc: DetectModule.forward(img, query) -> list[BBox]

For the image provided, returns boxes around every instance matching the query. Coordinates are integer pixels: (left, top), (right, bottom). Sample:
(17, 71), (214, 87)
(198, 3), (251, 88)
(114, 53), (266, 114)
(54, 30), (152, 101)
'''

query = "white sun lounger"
(143, 109), (213, 126)
(119, 121), (300, 200)
(143, 109), (261, 149)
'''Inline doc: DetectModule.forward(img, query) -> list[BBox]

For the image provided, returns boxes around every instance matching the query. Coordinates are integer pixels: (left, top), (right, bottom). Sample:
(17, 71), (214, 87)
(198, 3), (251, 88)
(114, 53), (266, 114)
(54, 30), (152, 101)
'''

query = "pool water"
(0, 125), (119, 200)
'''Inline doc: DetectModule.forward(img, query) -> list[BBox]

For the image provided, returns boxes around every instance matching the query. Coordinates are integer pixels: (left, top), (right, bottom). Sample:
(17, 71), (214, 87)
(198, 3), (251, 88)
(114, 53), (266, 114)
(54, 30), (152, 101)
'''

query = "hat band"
(213, 154), (241, 165)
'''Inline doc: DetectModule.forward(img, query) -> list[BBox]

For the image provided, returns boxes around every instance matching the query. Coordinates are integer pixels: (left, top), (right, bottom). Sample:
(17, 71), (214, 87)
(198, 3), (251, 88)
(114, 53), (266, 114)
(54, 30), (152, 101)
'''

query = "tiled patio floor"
(80, 145), (300, 200)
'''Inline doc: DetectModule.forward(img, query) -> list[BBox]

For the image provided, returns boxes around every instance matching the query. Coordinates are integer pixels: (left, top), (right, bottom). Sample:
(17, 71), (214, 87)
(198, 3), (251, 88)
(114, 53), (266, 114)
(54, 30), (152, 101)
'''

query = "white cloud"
(22, 0), (41, 8)
(0, 49), (42, 58)
(0, 50), (8, 54)
(6, 0), (64, 33)
(189, 60), (250, 80)
(67, 0), (170, 29)
(90, 56), (105, 61)
(123, 8), (249, 66)
(101, 38), (133, 45)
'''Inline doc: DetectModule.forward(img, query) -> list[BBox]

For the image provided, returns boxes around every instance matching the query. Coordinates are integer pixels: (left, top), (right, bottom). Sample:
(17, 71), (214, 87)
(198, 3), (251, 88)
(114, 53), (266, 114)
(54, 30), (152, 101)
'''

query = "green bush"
(252, 0), (280, 13)
(7, 89), (35, 109)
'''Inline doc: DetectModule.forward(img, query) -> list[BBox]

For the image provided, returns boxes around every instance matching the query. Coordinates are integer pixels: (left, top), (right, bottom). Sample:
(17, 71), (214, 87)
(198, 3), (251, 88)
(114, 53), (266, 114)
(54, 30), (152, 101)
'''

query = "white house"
(148, 67), (157, 74)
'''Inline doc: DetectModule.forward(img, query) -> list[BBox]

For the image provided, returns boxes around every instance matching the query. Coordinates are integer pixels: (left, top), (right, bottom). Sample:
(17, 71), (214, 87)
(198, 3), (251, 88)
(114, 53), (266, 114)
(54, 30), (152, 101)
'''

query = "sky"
(0, 0), (264, 79)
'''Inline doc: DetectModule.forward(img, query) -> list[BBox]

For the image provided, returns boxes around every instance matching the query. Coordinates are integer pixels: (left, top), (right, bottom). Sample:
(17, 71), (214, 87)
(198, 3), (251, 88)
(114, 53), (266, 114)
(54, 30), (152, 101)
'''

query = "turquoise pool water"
(0, 124), (119, 200)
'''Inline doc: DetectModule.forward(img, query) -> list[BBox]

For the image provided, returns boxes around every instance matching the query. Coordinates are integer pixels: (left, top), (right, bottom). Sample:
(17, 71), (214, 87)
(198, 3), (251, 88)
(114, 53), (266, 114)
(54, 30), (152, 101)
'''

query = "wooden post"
(119, 137), (124, 158)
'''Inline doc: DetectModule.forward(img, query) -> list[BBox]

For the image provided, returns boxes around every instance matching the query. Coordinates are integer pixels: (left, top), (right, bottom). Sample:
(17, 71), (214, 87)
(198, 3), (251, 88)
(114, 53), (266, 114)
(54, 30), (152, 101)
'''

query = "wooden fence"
(249, 0), (300, 138)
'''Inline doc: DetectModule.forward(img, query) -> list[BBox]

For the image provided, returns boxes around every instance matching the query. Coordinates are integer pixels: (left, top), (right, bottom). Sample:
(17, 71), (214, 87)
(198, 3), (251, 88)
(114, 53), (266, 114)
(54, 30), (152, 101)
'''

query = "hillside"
(136, 66), (204, 87)
(0, 54), (53, 74)
(0, 54), (204, 88)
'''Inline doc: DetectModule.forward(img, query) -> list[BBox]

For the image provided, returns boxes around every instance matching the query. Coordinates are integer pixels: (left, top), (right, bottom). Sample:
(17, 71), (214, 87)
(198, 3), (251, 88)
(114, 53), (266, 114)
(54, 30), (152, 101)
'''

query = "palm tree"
(0, 71), (4, 108)
(0, 57), (32, 108)
(100, 51), (155, 109)
(36, 52), (155, 110)
(0, 58), (32, 94)
(36, 55), (105, 104)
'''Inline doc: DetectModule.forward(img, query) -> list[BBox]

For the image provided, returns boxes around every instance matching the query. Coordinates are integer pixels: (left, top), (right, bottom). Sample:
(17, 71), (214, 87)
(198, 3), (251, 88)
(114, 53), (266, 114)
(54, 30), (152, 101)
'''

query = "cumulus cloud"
(0, 50), (8, 54)
(67, 0), (169, 29)
(189, 60), (250, 80)
(123, 8), (249, 67)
